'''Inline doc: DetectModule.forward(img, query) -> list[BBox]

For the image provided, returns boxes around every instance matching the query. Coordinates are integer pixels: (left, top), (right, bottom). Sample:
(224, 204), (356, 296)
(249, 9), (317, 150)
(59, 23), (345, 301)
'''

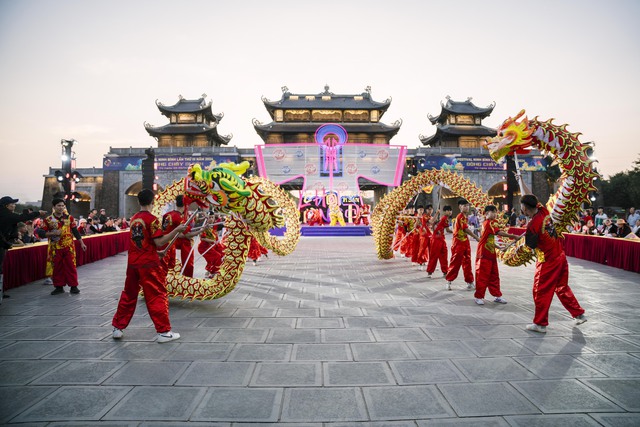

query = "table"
(3, 231), (130, 290)
(508, 227), (639, 273)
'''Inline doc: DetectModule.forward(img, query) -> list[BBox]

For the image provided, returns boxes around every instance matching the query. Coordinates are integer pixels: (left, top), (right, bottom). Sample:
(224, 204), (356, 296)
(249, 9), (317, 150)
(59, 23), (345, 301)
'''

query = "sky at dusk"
(1, 0), (639, 202)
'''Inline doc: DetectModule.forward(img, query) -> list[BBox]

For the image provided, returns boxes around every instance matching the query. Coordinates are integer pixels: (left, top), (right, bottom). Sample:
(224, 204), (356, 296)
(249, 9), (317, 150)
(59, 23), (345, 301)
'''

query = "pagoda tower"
(253, 85), (401, 144)
(419, 96), (496, 148)
(145, 94), (232, 147)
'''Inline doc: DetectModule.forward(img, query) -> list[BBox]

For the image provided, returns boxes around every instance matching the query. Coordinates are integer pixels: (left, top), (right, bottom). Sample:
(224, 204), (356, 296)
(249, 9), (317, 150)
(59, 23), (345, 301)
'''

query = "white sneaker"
(157, 331), (180, 343)
(466, 282), (475, 290)
(474, 298), (485, 305)
(494, 297), (508, 304)
(445, 282), (452, 291)
(526, 323), (547, 333)
(112, 328), (123, 339)
(43, 277), (53, 285)
(427, 272), (433, 278)
(574, 314), (588, 325)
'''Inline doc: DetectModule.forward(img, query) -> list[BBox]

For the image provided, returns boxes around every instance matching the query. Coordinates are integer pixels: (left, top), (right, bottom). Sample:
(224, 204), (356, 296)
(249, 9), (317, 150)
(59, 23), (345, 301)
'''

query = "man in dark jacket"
(0, 196), (46, 301)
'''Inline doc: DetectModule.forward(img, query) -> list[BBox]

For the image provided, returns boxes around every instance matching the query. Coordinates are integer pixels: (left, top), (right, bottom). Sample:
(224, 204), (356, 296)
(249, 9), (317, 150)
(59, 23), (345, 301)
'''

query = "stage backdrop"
(255, 143), (407, 193)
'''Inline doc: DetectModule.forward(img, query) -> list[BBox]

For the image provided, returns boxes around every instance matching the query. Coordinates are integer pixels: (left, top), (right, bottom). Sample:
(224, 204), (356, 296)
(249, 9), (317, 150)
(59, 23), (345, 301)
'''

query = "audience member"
(627, 207), (640, 229)
(615, 219), (632, 238)
(98, 209), (108, 225)
(600, 218), (617, 237)
(594, 206), (607, 229)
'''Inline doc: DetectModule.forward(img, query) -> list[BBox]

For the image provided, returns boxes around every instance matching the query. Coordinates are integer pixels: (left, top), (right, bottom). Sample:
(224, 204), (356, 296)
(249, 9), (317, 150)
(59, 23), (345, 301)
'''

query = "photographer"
(0, 196), (46, 301)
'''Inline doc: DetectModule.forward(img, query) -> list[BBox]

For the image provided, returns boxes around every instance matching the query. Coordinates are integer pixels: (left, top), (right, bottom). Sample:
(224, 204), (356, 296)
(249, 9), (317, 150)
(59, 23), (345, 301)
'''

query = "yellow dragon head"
(484, 109), (535, 162)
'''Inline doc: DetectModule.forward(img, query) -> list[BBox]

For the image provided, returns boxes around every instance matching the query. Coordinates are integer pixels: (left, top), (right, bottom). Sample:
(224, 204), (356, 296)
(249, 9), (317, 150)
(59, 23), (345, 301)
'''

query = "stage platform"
(269, 225), (372, 237)
(301, 225), (372, 236)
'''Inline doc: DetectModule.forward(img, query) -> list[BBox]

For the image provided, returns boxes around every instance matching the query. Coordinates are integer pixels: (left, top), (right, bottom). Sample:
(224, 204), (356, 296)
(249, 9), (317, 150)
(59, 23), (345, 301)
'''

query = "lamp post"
(57, 139), (82, 206)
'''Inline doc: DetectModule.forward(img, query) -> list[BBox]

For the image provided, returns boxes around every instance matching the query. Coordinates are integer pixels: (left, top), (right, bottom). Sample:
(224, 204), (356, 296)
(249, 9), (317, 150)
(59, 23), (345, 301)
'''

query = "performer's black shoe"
(51, 287), (65, 295)
(70, 287), (80, 294)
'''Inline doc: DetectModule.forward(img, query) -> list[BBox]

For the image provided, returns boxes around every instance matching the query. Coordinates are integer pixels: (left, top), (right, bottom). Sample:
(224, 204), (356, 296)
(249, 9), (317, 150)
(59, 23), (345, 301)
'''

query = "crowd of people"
(570, 206), (640, 239)
(392, 188), (588, 333)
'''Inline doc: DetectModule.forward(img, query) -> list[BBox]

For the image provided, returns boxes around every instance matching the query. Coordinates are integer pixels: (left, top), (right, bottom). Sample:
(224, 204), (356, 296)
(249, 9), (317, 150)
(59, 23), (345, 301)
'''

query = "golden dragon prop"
(485, 109), (599, 266)
(372, 169), (500, 260)
(153, 162), (300, 300)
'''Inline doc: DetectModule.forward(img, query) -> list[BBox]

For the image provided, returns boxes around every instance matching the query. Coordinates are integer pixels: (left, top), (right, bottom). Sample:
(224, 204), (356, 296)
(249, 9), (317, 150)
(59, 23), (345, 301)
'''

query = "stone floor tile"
(159, 343), (231, 362)
(103, 361), (189, 385)
(513, 355), (607, 379)
(452, 357), (538, 381)
(105, 386), (206, 421)
(590, 413), (640, 427)
(438, 382), (539, 416)
(461, 338), (535, 357)
(390, 360), (467, 384)
(323, 328), (374, 343)
(176, 361), (254, 386)
(0, 386), (57, 423)
(324, 361), (395, 386)
(251, 362), (321, 386)
(407, 340), (476, 359)
(192, 387), (282, 422)
(296, 317), (344, 328)
(344, 317), (392, 328)
(281, 387), (367, 422)
(292, 343), (352, 361)
(364, 385), (455, 420)
(212, 328), (269, 343)
(418, 418), (509, 426)
(575, 353), (640, 377)
(0, 360), (62, 385)
(32, 360), (125, 385)
(351, 342), (415, 360)
(371, 327), (430, 341)
(511, 379), (623, 413)
(227, 344), (292, 361)
(504, 414), (601, 426)
(583, 378), (640, 411)
(266, 328), (321, 343)
(14, 386), (130, 422)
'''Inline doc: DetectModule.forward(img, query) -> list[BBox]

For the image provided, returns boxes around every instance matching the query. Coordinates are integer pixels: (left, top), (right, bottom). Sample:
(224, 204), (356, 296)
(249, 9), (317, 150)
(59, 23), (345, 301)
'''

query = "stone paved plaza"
(0, 235), (639, 426)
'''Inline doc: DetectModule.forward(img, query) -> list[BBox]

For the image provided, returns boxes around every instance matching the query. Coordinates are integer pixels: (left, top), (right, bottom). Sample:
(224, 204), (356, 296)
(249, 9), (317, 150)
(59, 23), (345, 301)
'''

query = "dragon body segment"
(373, 169), (499, 260)
(485, 109), (599, 266)
(153, 163), (300, 300)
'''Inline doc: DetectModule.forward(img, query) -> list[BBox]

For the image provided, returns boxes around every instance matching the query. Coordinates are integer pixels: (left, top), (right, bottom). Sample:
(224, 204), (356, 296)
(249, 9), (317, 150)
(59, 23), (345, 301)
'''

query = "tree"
(601, 155), (640, 209)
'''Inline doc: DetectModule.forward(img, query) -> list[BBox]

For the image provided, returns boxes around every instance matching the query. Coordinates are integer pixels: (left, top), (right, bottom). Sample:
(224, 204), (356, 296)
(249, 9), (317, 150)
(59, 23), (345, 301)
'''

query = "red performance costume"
(161, 209), (194, 277)
(112, 211), (172, 333)
(198, 226), (224, 276)
(474, 219), (503, 299)
(41, 213), (82, 291)
(525, 203), (585, 326)
(427, 214), (449, 275)
(445, 213), (474, 284)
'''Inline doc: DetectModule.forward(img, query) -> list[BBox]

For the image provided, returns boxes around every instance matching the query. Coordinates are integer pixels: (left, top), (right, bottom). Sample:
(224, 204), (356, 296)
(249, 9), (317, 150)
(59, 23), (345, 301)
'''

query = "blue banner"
(103, 155), (239, 171)
(417, 155), (547, 172)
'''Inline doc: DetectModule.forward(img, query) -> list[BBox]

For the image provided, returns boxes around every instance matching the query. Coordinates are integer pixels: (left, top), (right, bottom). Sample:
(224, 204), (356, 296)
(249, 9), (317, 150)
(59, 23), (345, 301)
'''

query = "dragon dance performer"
(411, 205), (428, 266)
(248, 235), (269, 266)
(400, 207), (416, 257)
(473, 205), (520, 305)
(520, 194), (587, 332)
(328, 196), (346, 226)
(161, 195), (200, 277)
(112, 189), (186, 343)
(197, 215), (225, 278)
(392, 209), (408, 254)
(354, 203), (371, 226)
(445, 199), (479, 291)
(426, 205), (452, 278)
(41, 198), (87, 295)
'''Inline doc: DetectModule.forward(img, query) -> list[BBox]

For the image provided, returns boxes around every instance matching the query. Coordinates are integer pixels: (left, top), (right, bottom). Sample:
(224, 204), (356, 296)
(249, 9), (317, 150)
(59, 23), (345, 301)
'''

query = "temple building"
(252, 85), (406, 204)
(253, 85), (401, 145)
(145, 94), (232, 147)
(415, 96), (550, 211)
(419, 96), (496, 147)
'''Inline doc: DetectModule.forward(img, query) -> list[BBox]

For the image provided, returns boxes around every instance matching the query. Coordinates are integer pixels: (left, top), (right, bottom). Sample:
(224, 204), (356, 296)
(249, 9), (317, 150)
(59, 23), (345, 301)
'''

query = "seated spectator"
(581, 219), (596, 235)
(120, 217), (129, 229)
(631, 218), (640, 235)
(18, 222), (37, 244)
(101, 218), (117, 232)
(86, 217), (102, 235)
(78, 218), (87, 236)
(600, 218), (617, 237)
(98, 208), (108, 225)
(615, 219), (632, 238)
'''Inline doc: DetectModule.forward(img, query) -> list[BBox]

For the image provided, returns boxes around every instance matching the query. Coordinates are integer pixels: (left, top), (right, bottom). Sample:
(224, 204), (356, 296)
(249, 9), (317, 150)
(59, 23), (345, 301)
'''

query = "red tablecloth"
(563, 233), (640, 273)
(508, 227), (639, 273)
(3, 231), (130, 290)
